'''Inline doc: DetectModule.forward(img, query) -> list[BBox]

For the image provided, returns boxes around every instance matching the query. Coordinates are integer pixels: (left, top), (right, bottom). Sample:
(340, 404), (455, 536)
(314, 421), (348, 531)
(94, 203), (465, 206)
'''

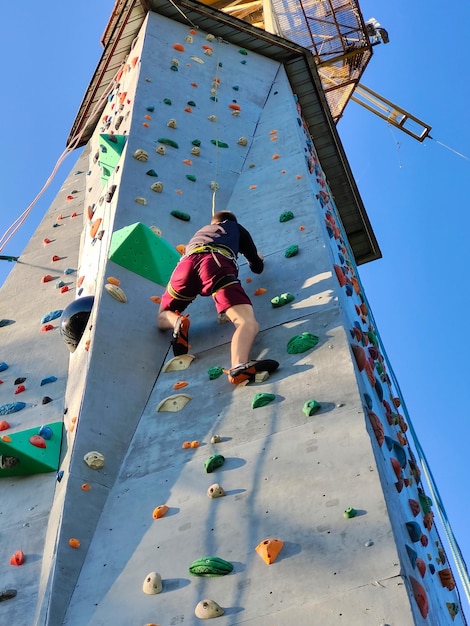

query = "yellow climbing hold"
(162, 354), (195, 372)
(156, 394), (192, 412)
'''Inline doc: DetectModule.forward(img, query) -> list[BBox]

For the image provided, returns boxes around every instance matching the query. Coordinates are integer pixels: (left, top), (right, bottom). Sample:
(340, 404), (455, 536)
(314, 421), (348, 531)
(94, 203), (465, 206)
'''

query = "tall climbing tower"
(0, 1), (467, 624)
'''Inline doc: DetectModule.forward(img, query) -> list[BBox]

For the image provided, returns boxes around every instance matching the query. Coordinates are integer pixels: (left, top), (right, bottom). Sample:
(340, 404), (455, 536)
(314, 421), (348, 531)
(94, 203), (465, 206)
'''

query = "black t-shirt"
(186, 220), (263, 274)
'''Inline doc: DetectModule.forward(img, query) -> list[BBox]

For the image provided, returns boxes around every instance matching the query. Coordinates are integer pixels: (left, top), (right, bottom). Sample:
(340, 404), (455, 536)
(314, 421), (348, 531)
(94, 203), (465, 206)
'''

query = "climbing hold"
(182, 441), (191, 449)
(285, 244), (299, 258)
(406, 521), (422, 543)
(176, 245), (185, 255)
(0, 589), (17, 602)
(190, 55), (204, 64)
(133, 148), (149, 161)
(416, 557), (427, 578)
(151, 181), (164, 193)
(14, 385), (26, 395)
(68, 538), (80, 549)
(254, 288), (267, 296)
(41, 310), (63, 324)
(251, 393), (275, 409)
(14, 377), (26, 385)
(152, 505), (169, 519)
(191, 440), (199, 448)
(41, 397), (53, 405)
(186, 35), (194, 44)
(204, 454), (225, 473)
(156, 146), (166, 155)
(237, 137), (248, 146)
(104, 283), (127, 303)
(83, 451), (105, 469)
(287, 332), (319, 354)
(210, 139), (229, 148)
(195, 599), (224, 619)
(167, 119), (177, 129)
(203, 47), (213, 56)
(41, 324), (55, 332)
(208, 115), (217, 122)
(59, 296), (94, 353)
(29, 436), (46, 449)
(408, 499), (421, 517)
(173, 381), (188, 391)
(409, 576), (429, 619)
(186, 174), (196, 182)
(343, 507), (357, 518)
(0, 421), (10, 431)
(0, 402), (26, 416)
(207, 484), (226, 498)
(279, 211), (294, 222)
(52, 255), (61, 262)
(162, 355), (195, 372)
(239, 48), (248, 55)
(38, 425), (53, 440)
(208, 366), (223, 380)
(255, 538), (284, 565)
(171, 210), (191, 221)
(189, 557), (233, 576)
(173, 43), (185, 52)
(10, 550), (25, 566)
(190, 146), (201, 156)
(158, 137), (179, 149)
(229, 103), (240, 112)
(0, 363), (7, 372)
(302, 400), (321, 417)
(368, 412), (384, 447)
(271, 292), (294, 307)
(156, 394), (192, 412)
(210, 434), (222, 444)
(146, 169), (158, 177)
(163, 98), (172, 105)
(438, 568), (456, 590)
(143, 572), (163, 595)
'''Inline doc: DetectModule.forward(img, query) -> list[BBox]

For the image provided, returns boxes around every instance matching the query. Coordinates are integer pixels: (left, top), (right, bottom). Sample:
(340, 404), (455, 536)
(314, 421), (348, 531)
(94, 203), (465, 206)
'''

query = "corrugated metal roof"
(67, 0), (380, 264)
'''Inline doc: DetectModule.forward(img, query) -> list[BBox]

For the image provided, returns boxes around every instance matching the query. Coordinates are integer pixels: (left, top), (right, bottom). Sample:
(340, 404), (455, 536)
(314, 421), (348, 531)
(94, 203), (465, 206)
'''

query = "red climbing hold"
(29, 435), (46, 448)
(0, 420), (10, 431)
(10, 550), (25, 566)
(60, 286), (69, 294)
(41, 275), (54, 283)
(71, 212), (78, 218)
(52, 255), (61, 262)
(66, 195), (74, 201)
(43, 238), (52, 245)
(41, 324), (54, 332)
(14, 385), (26, 395)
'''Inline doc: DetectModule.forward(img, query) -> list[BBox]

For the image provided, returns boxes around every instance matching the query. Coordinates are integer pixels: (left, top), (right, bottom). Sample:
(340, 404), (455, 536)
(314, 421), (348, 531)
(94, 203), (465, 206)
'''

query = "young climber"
(157, 211), (279, 384)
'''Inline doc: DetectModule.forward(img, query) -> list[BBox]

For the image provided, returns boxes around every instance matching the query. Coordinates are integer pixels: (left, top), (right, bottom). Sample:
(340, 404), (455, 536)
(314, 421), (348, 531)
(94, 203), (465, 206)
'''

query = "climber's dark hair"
(211, 211), (237, 224)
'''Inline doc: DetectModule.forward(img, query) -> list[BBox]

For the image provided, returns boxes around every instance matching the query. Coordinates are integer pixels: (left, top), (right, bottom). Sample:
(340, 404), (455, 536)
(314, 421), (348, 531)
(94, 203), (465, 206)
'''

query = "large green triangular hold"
(0, 421), (63, 477)
(109, 222), (180, 286)
(99, 134), (127, 187)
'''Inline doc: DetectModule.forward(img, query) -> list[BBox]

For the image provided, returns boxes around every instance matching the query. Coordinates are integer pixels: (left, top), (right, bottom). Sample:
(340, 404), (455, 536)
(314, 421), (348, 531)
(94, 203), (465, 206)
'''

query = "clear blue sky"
(2, 0), (469, 608)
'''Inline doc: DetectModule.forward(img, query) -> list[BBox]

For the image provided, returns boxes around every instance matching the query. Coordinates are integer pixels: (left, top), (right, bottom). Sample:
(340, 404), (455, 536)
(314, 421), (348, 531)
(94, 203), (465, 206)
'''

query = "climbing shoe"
(171, 314), (190, 356)
(226, 359), (279, 385)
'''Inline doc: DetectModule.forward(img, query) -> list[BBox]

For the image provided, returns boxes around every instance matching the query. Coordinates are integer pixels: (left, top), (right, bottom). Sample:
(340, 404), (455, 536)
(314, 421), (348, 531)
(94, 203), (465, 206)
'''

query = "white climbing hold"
(142, 572), (163, 595)
(135, 197), (148, 205)
(207, 483), (225, 499)
(162, 354), (195, 372)
(195, 599), (224, 619)
(156, 145), (166, 155)
(104, 283), (127, 303)
(190, 146), (201, 156)
(151, 182), (164, 193)
(133, 149), (149, 161)
(84, 451), (105, 469)
(237, 137), (248, 146)
(156, 394), (192, 413)
(167, 118), (177, 129)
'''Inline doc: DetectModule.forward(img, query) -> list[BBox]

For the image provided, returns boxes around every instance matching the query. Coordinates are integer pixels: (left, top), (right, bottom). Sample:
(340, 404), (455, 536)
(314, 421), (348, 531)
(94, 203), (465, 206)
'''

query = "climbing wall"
(0, 8), (466, 626)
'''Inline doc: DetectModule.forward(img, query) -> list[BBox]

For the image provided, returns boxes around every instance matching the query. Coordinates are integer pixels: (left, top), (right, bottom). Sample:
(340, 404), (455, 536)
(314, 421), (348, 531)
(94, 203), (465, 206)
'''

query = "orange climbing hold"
(107, 276), (121, 286)
(77, 276), (85, 287)
(10, 550), (25, 566)
(299, 225), (305, 231)
(183, 159), (193, 166)
(229, 103), (241, 111)
(2, 435), (12, 442)
(152, 505), (169, 519)
(90, 218), (102, 239)
(269, 129), (278, 135)
(255, 538), (284, 565)
(142, 122), (150, 128)
(131, 56), (139, 67)
(182, 441), (191, 449)
(254, 288), (267, 296)
(150, 295), (162, 304)
(173, 43), (185, 52)
(190, 440), (199, 448)
(249, 185), (257, 190)
(176, 244), (186, 255)
(184, 107), (192, 113)
(69, 538), (81, 549)
(81, 483), (91, 491)
(272, 154), (280, 160)
(173, 381), (188, 390)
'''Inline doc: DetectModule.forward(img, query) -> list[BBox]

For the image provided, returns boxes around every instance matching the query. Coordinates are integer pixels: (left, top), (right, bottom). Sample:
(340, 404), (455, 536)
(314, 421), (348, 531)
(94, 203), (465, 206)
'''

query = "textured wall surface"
(0, 9), (465, 626)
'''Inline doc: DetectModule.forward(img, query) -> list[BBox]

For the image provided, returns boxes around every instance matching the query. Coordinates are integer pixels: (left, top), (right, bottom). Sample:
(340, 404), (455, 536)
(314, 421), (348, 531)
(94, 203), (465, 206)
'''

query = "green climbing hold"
(302, 399), (321, 417)
(146, 169), (158, 177)
(163, 98), (172, 105)
(210, 96), (218, 102)
(287, 332), (319, 354)
(280, 211), (294, 222)
(239, 48), (248, 55)
(204, 454), (225, 473)
(189, 556), (233, 576)
(232, 85), (239, 91)
(192, 139), (201, 146)
(251, 393), (276, 409)
(285, 244), (299, 258)
(271, 292), (295, 308)
(146, 106), (155, 112)
(208, 366), (224, 380)
(187, 100), (196, 106)
(211, 139), (229, 148)
(186, 174), (196, 182)
(158, 138), (179, 149)
(171, 210), (191, 221)
(343, 507), (357, 519)
(170, 65), (178, 72)
(367, 330), (378, 346)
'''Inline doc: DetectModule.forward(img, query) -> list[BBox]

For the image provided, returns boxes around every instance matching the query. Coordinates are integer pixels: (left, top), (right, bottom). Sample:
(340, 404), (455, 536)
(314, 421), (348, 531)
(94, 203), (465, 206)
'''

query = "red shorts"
(160, 252), (252, 314)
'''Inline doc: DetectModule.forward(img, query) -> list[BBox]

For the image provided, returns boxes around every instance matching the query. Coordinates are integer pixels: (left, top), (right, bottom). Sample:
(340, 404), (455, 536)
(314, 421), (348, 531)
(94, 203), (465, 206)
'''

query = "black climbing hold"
(14, 377), (26, 385)
(42, 397), (53, 405)
(59, 296), (95, 353)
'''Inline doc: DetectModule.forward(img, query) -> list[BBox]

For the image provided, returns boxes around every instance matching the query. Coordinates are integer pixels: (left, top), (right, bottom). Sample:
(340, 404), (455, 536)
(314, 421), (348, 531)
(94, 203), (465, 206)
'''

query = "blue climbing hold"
(0, 362), (8, 372)
(38, 425), (54, 440)
(41, 310), (63, 324)
(0, 402), (26, 416)
(40, 376), (58, 386)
